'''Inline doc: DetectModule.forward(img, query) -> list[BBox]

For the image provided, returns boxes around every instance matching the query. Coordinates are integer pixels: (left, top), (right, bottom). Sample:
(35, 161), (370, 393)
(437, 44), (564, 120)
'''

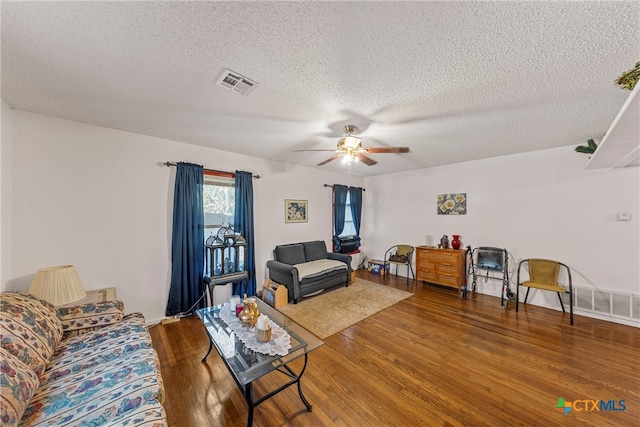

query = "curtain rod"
(163, 162), (261, 179)
(323, 184), (365, 191)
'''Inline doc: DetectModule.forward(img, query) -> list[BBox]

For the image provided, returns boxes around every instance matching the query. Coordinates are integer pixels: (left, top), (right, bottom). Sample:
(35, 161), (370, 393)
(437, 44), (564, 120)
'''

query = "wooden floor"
(150, 270), (640, 426)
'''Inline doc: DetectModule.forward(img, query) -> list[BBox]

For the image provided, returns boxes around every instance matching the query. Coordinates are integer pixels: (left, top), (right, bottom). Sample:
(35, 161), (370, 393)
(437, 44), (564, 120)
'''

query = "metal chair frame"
(516, 258), (574, 325)
(383, 245), (415, 285)
(466, 246), (513, 306)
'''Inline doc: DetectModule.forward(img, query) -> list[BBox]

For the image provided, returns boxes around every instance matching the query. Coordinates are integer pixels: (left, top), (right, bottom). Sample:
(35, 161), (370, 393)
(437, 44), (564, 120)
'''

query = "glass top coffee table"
(196, 298), (323, 426)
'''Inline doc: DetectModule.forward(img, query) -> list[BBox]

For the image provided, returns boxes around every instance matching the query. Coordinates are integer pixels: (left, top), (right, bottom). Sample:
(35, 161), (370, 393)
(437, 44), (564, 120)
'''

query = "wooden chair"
(384, 245), (415, 285)
(516, 258), (573, 325)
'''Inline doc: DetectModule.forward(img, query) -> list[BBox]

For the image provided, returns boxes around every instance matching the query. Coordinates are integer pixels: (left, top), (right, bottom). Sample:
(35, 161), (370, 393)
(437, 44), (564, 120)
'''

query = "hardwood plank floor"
(150, 270), (640, 426)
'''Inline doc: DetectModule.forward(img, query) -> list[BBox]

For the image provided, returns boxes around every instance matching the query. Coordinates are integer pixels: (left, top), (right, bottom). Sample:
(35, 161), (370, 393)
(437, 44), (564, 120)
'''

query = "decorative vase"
(440, 235), (449, 249)
(238, 294), (260, 327)
(451, 235), (461, 250)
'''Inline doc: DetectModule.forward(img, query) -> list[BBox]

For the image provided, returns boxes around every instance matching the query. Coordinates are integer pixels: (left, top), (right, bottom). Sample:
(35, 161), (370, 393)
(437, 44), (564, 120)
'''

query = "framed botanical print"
(437, 193), (467, 215)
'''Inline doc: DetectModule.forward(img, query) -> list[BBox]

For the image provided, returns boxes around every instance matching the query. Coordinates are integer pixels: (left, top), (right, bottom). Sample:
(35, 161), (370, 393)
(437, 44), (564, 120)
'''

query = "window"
(332, 186), (361, 254)
(203, 174), (235, 240)
(339, 192), (356, 237)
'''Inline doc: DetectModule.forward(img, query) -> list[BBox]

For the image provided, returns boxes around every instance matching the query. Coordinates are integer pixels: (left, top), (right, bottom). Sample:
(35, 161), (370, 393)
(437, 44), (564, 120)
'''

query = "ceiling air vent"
(215, 68), (258, 96)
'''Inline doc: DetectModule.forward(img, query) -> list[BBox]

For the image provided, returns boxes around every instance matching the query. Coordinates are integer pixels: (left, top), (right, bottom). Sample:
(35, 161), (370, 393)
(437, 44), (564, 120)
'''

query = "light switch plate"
(616, 212), (632, 221)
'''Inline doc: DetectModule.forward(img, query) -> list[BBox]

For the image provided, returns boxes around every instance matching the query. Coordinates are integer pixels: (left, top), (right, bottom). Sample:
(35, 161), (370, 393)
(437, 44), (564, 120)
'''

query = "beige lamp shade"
(29, 265), (87, 306)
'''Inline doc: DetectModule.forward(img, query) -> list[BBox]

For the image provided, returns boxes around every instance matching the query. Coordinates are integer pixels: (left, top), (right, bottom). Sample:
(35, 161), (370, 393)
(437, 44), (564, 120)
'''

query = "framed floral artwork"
(437, 193), (467, 215)
(285, 199), (308, 223)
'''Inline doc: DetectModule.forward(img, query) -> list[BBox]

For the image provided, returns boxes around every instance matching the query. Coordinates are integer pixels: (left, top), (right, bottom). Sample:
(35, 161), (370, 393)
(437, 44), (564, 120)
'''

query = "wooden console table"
(415, 247), (467, 296)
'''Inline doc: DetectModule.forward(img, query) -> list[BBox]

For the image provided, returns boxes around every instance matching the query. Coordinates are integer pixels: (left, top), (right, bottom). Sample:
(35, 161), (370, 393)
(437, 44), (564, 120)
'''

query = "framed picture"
(285, 199), (308, 223)
(437, 193), (467, 215)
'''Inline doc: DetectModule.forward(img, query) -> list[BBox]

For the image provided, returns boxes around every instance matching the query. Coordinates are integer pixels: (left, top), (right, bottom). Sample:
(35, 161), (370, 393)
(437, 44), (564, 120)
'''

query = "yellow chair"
(516, 258), (573, 325)
(384, 245), (415, 285)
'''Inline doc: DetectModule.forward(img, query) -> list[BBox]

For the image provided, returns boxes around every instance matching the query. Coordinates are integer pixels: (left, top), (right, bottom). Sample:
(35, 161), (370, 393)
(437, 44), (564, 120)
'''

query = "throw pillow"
(0, 292), (63, 377)
(275, 244), (306, 265)
(303, 241), (328, 262)
(0, 346), (40, 427)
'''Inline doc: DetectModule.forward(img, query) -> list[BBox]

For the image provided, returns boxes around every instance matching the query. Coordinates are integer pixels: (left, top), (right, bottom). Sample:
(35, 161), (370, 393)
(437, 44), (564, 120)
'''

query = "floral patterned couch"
(0, 292), (166, 427)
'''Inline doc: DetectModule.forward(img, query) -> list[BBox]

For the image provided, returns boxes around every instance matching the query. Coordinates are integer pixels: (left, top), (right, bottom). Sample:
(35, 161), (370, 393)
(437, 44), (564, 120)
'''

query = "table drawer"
(417, 249), (437, 261)
(438, 252), (460, 265)
(417, 270), (437, 282)
(417, 259), (436, 270)
(420, 251), (459, 264)
(437, 273), (459, 287)
(437, 263), (459, 275)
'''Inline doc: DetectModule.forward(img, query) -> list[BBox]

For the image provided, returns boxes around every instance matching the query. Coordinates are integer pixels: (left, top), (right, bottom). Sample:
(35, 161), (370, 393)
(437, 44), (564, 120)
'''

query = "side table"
(59, 287), (117, 307)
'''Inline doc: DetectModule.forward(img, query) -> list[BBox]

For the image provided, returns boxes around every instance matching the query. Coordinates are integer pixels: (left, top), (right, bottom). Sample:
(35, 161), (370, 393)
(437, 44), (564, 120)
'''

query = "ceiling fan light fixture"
(343, 151), (357, 165)
(298, 123), (408, 168)
(340, 136), (362, 150)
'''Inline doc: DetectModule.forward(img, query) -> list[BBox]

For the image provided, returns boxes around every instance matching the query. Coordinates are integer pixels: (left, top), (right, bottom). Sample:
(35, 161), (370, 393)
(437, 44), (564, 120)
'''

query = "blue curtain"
(348, 186), (363, 249)
(332, 184), (348, 252)
(166, 162), (205, 316)
(234, 171), (257, 296)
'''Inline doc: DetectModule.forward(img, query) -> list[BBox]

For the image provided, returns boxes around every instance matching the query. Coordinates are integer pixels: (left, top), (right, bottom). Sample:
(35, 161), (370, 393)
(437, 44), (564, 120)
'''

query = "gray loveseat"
(266, 240), (351, 303)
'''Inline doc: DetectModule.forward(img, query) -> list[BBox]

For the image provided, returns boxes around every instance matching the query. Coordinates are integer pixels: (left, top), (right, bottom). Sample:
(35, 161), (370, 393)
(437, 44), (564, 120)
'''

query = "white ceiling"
(2, 1), (638, 177)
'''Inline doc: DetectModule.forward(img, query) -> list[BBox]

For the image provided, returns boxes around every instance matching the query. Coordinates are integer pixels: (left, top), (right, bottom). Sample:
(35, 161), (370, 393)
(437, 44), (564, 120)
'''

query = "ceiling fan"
(295, 125), (410, 166)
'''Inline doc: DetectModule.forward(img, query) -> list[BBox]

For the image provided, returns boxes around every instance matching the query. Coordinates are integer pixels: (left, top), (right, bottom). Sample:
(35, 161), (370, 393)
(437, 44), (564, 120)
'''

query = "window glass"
(339, 192), (356, 237)
(204, 175), (235, 240)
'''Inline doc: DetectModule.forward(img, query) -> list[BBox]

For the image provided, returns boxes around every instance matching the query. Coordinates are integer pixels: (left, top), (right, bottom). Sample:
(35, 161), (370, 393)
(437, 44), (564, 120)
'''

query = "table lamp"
(29, 265), (87, 306)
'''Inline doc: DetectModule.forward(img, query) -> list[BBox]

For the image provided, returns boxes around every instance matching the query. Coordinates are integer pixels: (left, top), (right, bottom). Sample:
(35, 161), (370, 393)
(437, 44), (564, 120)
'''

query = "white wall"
(1, 100), (13, 290)
(7, 110), (363, 323)
(6, 109), (638, 326)
(363, 147), (640, 320)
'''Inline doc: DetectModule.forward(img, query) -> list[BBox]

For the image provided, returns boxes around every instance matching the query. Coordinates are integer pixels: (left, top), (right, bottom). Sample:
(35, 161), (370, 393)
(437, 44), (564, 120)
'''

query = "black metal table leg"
(243, 353), (313, 425)
(246, 382), (254, 427)
(295, 354), (312, 411)
(201, 340), (213, 362)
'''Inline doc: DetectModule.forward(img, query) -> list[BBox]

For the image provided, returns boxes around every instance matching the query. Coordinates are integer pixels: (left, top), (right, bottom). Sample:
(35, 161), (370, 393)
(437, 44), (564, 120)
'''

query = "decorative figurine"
(440, 235), (449, 249)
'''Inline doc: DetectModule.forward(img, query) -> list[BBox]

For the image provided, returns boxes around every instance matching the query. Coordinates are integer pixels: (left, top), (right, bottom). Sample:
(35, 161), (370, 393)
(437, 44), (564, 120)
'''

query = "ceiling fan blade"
(317, 153), (342, 166)
(357, 153), (378, 166)
(293, 149), (337, 152)
(365, 147), (410, 154)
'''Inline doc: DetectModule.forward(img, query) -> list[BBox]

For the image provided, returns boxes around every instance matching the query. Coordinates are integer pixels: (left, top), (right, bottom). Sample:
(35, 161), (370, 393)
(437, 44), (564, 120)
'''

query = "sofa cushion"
(58, 300), (125, 339)
(0, 347), (40, 427)
(298, 268), (349, 296)
(21, 314), (165, 426)
(0, 292), (63, 378)
(303, 241), (328, 262)
(294, 259), (348, 280)
(275, 244), (306, 265)
(87, 401), (167, 427)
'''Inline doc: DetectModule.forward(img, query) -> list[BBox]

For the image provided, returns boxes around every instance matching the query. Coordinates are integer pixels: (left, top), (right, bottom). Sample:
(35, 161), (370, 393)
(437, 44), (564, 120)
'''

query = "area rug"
(277, 278), (413, 339)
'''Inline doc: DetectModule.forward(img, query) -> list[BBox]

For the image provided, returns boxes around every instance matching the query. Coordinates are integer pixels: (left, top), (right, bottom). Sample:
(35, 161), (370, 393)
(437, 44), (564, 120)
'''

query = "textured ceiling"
(2, 1), (638, 176)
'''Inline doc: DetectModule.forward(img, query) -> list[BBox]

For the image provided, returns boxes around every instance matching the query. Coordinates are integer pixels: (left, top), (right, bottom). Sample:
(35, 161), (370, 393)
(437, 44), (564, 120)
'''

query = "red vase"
(451, 235), (461, 250)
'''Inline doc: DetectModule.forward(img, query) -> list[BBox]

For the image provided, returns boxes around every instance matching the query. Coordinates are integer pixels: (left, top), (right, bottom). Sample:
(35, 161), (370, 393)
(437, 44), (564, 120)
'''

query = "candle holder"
(255, 325), (272, 342)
